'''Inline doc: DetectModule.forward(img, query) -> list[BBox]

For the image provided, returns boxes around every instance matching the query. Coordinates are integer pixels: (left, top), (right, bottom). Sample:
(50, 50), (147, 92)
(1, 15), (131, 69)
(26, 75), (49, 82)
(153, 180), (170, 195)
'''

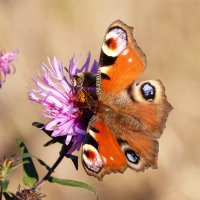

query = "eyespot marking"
(120, 142), (143, 170)
(82, 144), (103, 173)
(141, 83), (155, 101)
(102, 27), (127, 57)
(130, 80), (164, 104)
(125, 150), (140, 164)
(105, 37), (117, 50)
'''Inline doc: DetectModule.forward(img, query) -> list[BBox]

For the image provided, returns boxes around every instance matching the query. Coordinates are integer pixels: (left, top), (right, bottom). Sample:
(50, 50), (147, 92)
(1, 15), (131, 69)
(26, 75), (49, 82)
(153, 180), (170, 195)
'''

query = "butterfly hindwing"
(118, 130), (159, 171)
(127, 79), (173, 138)
(82, 116), (159, 179)
(107, 79), (172, 139)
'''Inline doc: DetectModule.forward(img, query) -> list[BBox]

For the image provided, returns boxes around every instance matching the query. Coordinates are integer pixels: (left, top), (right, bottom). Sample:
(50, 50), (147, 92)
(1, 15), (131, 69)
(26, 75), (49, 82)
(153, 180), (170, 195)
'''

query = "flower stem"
(0, 186), (2, 200)
(32, 144), (71, 189)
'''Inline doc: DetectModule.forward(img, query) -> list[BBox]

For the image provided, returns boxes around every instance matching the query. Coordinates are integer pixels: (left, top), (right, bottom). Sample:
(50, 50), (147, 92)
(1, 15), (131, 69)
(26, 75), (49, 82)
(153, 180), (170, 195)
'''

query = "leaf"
(43, 138), (57, 147)
(66, 155), (78, 170)
(48, 176), (98, 199)
(0, 180), (9, 192)
(3, 192), (13, 200)
(32, 122), (52, 137)
(16, 139), (39, 187)
(22, 153), (51, 171)
(32, 122), (66, 146)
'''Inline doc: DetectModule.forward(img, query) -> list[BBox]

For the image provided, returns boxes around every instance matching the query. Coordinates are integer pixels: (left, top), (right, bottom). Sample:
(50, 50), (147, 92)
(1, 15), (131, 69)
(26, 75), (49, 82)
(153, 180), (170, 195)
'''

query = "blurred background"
(0, 0), (199, 199)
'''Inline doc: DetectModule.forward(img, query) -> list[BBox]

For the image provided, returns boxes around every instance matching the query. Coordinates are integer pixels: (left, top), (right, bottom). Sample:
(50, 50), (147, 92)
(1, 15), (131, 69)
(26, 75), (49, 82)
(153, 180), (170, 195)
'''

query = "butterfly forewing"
(97, 20), (146, 97)
(82, 116), (127, 180)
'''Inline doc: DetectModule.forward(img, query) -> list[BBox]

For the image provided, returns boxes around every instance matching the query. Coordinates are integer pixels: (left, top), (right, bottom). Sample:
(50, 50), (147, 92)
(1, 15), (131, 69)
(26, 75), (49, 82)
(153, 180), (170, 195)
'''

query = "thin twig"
(32, 144), (72, 189)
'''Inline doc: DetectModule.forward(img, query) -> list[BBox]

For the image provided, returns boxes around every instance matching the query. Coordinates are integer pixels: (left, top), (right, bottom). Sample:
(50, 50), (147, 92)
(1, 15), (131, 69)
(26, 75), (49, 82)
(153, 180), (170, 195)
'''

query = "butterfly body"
(76, 20), (172, 180)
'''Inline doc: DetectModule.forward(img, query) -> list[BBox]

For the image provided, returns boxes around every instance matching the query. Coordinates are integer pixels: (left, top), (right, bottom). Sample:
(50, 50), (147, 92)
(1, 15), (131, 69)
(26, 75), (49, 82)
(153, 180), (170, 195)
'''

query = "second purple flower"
(0, 49), (18, 88)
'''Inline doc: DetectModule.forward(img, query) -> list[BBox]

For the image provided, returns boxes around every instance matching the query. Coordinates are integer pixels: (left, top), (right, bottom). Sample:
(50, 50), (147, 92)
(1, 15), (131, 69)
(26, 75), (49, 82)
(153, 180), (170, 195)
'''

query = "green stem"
(0, 185), (2, 200)
(32, 144), (70, 189)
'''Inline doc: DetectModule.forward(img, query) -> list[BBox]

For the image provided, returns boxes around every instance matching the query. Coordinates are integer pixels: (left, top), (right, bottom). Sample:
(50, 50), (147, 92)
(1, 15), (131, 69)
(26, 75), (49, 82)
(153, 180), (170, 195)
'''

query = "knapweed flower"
(0, 49), (18, 88)
(29, 53), (98, 154)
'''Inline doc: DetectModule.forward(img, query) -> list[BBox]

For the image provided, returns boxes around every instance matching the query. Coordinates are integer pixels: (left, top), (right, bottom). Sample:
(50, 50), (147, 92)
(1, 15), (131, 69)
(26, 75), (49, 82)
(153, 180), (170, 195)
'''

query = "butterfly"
(74, 20), (172, 180)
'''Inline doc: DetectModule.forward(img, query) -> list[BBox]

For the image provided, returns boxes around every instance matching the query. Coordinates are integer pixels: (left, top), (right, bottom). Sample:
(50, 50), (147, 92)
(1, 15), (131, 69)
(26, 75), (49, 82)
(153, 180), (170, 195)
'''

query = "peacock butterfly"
(74, 20), (172, 180)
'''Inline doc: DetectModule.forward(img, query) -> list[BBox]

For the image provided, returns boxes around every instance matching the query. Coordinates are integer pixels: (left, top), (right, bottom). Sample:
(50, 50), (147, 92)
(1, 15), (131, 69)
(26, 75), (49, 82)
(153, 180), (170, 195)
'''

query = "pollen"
(78, 91), (87, 103)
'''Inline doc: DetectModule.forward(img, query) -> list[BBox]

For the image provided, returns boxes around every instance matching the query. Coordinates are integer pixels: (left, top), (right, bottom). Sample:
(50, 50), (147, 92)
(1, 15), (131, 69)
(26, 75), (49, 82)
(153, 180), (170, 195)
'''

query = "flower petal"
(29, 54), (98, 154)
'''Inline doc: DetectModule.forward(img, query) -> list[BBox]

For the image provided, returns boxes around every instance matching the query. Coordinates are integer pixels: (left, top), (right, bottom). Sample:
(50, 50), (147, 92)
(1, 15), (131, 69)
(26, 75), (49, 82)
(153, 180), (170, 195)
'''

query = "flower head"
(29, 53), (98, 154)
(13, 187), (45, 200)
(0, 49), (18, 88)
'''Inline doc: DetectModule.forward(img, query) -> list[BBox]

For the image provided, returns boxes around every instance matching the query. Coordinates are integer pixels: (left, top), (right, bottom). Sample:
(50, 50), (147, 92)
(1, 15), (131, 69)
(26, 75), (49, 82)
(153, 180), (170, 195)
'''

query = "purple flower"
(68, 52), (98, 79)
(29, 53), (98, 154)
(0, 49), (18, 88)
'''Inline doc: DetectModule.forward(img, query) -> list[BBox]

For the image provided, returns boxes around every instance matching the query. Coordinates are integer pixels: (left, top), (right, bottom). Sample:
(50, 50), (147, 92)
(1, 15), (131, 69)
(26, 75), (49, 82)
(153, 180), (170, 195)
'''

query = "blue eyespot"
(125, 150), (139, 164)
(141, 83), (155, 101)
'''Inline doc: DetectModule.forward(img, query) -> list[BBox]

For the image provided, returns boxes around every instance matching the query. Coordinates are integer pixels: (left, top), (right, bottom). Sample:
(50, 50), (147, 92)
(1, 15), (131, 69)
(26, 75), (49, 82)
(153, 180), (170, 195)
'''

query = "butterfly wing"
(97, 20), (146, 97)
(108, 79), (173, 139)
(82, 115), (159, 178)
(82, 116), (127, 180)
(101, 80), (172, 173)
(118, 130), (159, 172)
(126, 79), (173, 138)
(96, 20), (172, 140)
(82, 20), (172, 179)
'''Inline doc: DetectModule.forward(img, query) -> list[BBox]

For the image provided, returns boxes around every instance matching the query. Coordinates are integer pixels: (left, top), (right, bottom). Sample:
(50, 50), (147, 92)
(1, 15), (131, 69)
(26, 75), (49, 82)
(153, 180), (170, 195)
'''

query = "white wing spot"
(100, 66), (110, 74)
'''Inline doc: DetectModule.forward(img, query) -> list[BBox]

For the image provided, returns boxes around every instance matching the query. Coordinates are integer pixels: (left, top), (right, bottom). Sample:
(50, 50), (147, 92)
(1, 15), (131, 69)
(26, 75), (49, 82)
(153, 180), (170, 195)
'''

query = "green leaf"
(48, 176), (98, 199)
(66, 155), (78, 170)
(0, 180), (9, 192)
(16, 139), (39, 187)
(22, 153), (51, 171)
(3, 192), (13, 200)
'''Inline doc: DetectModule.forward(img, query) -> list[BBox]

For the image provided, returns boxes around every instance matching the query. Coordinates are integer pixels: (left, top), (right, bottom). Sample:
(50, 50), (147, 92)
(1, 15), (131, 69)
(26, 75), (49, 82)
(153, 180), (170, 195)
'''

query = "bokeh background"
(0, 0), (199, 199)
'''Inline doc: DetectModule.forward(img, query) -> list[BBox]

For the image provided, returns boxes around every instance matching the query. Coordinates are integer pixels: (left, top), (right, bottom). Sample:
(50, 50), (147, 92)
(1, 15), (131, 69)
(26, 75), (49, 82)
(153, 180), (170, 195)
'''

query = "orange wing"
(119, 129), (159, 172)
(82, 116), (127, 180)
(97, 20), (146, 97)
(129, 80), (173, 138)
(110, 79), (173, 139)
(82, 116), (159, 178)
(82, 20), (172, 179)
